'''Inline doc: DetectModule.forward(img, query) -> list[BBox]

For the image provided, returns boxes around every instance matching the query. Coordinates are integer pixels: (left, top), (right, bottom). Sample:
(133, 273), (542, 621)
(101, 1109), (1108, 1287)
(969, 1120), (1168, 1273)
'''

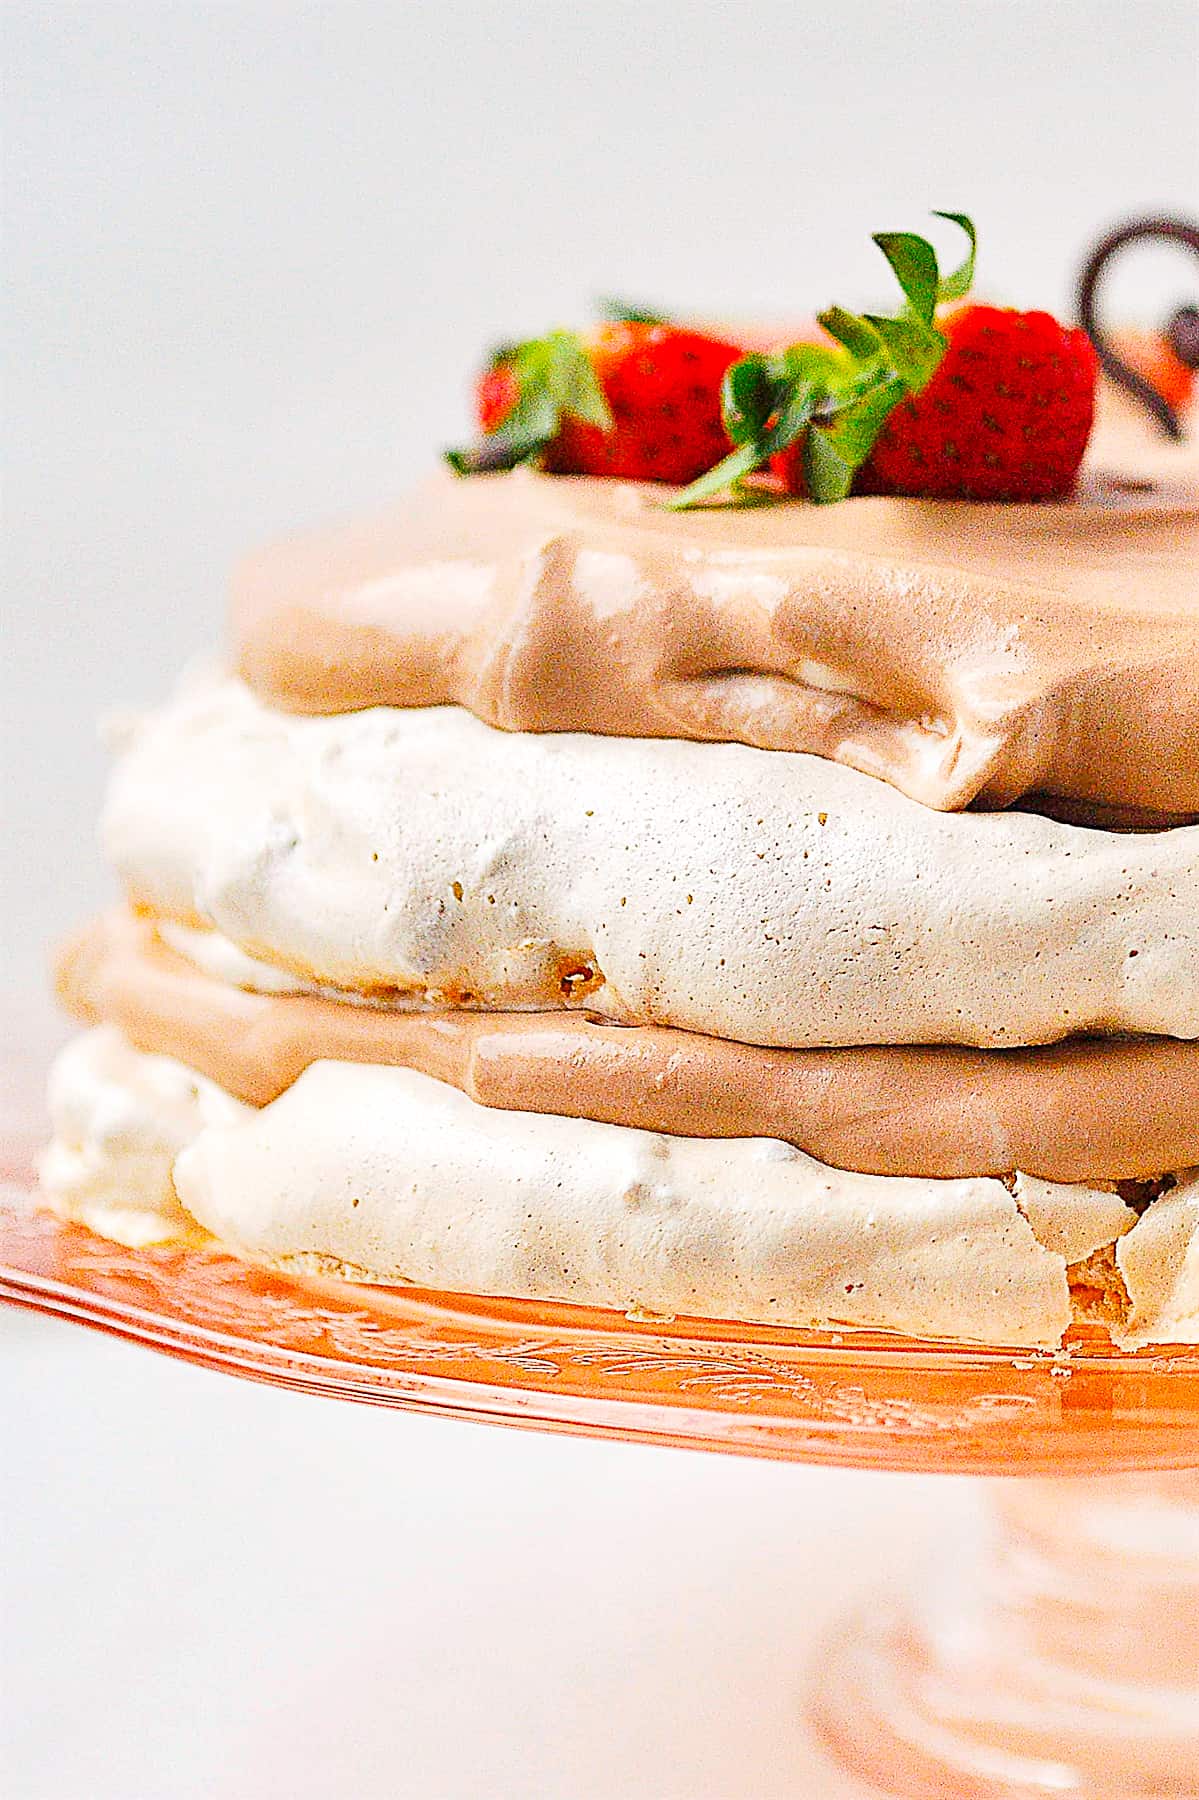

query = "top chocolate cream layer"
(233, 428), (1199, 816)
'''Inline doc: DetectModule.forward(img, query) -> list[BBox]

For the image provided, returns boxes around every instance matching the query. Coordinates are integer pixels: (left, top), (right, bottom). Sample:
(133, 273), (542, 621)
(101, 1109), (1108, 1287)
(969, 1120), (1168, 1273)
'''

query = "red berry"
(551, 323), (744, 485)
(475, 363), (520, 434)
(859, 305), (1099, 501)
(769, 439), (808, 496)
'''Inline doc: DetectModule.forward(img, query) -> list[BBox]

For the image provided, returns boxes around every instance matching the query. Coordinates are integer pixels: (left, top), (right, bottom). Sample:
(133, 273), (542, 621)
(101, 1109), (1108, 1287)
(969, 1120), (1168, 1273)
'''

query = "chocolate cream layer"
(233, 457), (1199, 819)
(58, 912), (1199, 1183)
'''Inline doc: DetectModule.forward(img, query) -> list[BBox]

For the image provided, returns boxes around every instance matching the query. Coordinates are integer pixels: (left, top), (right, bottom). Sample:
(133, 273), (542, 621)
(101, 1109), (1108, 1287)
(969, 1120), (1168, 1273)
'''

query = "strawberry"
(857, 305), (1098, 501)
(548, 323), (743, 483)
(671, 214), (1100, 510)
(767, 438), (810, 498)
(475, 361), (521, 434)
(448, 320), (744, 483)
(451, 218), (1103, 507)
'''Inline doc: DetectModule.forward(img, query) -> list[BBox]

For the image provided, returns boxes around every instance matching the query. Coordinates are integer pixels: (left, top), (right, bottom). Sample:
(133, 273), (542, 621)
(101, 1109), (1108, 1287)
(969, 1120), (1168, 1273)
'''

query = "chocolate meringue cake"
(40, 227), (1199, 1350)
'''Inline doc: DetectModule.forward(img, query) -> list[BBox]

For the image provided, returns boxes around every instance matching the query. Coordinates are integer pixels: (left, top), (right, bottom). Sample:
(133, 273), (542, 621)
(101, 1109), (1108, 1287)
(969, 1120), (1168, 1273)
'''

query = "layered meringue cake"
(40, 257), (1199, 1349)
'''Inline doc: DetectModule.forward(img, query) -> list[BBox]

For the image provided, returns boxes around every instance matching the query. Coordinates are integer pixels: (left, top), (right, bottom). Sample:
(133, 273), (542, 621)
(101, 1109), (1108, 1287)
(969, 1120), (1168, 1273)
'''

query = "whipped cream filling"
(39, 1026), (1199, 1348)
(103, 676), (1199, 1049)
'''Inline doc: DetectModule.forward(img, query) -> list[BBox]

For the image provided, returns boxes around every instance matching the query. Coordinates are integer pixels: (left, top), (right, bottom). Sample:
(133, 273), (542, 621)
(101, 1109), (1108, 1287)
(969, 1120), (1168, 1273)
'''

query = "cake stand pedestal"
(816, 1469), (1199, 1797)
(3, 1179), (1197, 1799)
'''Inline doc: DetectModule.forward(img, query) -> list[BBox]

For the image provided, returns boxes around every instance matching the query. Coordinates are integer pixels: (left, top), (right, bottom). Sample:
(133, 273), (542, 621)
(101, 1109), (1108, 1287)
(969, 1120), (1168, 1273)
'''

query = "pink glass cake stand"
(4, 1139), (1198, 1798)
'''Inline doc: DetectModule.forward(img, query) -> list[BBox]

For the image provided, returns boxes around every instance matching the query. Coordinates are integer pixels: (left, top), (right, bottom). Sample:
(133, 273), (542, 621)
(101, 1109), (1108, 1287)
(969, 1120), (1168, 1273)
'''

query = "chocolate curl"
(1078, 216), (1199, 441)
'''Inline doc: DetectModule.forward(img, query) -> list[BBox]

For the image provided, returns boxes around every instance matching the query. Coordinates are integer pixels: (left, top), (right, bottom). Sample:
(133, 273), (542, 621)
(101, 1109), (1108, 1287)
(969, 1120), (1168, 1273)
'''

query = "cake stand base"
(811, 1470), (1199, 1797)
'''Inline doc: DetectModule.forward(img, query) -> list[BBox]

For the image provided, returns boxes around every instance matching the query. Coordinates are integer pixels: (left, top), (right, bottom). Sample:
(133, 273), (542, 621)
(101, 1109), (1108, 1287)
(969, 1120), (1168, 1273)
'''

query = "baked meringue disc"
(102, 676), (1199, 1049)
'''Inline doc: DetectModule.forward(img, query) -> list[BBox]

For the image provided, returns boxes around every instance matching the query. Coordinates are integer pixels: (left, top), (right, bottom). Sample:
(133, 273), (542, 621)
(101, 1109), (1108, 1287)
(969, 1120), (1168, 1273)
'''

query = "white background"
(4, 4), (1198, 1796)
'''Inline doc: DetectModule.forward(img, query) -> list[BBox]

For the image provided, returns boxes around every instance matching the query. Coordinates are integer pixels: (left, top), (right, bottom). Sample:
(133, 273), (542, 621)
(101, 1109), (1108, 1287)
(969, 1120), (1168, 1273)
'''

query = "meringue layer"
(103, 676), (1199, 1049)
(58, 910), (1199, 1183)
(40, 1026), (1199, 1349)
(38, 1020), (247, 1247)
(233, 465), (1199, 817)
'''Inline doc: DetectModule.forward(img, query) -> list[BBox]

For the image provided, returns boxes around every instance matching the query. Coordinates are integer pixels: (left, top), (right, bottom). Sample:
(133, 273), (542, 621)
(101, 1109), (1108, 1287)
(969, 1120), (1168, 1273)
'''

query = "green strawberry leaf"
(596, 297), (669, 324)
(817, 306), (882, 360)
(660, 438), (771, 509)
(802, 425), (856, 503)
(804, 374), (909, 503)
(872, 231), (941, 326)
(776, 341), (849, 384)
(933, 212), (977, 301)
(721, 354), (778, 444)
(765, 374), (823, 453)
(445, 328), (612, 475)
(444, 427), (553, 475)
(860, 312), (945, 388)
(664, 367), (825, 509)
(499, 380), (560, 445)
(536, 331), (614, 431)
